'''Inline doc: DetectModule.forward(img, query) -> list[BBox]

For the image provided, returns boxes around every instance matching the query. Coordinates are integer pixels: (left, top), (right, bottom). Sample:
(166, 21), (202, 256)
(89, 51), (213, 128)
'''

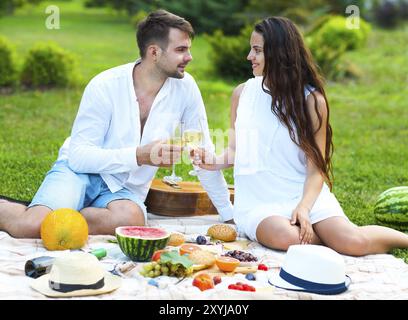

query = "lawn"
(0, 1), (407, 261)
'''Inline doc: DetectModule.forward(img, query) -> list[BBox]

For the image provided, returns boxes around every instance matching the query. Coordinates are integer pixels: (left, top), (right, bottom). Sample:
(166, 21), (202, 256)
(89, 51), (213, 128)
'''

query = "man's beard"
(163, 67), (184, 79)
(157, 60), (185, 79)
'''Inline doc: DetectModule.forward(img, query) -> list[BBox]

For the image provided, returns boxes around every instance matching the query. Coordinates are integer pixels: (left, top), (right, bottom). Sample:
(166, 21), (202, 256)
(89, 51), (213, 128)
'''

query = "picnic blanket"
(1, 213), (408, 300)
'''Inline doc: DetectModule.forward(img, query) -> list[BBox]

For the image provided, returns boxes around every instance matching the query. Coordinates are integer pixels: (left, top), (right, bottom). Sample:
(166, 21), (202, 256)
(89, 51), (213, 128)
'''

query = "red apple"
(192, 273), (214, 291)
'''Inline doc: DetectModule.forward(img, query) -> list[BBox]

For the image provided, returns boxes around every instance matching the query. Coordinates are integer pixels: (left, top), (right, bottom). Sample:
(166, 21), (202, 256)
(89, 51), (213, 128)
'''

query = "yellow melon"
(40, 208), (89, 250)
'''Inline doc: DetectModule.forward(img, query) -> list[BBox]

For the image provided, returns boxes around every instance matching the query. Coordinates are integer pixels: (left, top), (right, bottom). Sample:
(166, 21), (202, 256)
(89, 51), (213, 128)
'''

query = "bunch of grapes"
(139, 261), (193, 278)
(223, 250), (258, 262)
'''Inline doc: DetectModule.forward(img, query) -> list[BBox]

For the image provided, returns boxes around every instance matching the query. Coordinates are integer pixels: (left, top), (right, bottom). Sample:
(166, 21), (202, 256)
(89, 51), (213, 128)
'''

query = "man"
(0, 10), (233, 238)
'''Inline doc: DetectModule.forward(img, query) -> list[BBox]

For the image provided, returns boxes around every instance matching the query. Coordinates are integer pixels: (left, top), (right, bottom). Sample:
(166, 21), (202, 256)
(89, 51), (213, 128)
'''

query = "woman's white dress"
(233, 77), (348, 241)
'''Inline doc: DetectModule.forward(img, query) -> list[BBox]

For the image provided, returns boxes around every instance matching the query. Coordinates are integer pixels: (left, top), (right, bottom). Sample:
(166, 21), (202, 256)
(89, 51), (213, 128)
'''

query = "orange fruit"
(40, 208), (89, 251)
(179, 244), (201, 256)
(215, 256), (240, 272)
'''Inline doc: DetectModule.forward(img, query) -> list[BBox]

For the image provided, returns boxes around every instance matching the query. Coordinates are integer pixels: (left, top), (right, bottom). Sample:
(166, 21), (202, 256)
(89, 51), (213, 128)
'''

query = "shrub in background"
(0, 35), (18, 87)
(21, 42), (81, 88)
(206, 25), (253, 81)
(130, 9), (147, 29)
(306, 15), (371, 80)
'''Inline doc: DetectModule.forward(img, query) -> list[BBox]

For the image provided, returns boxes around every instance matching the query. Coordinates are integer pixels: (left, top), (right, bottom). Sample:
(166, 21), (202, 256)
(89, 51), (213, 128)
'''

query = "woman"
(195, 17), (408, 255)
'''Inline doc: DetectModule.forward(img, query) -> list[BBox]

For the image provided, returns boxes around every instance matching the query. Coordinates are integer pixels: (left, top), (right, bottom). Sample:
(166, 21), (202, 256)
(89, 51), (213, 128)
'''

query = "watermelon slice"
(115, 226), (170, 262)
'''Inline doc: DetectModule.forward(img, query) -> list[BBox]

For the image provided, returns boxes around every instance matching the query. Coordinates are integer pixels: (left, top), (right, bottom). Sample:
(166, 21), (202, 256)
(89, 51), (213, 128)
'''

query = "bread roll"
(207, 224), (237, 242)
(167, 232), (185, 246)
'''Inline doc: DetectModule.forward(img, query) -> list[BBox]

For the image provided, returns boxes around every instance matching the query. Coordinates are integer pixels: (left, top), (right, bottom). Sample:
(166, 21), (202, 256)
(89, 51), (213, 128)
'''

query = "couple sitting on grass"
(1, 10), (407, 256)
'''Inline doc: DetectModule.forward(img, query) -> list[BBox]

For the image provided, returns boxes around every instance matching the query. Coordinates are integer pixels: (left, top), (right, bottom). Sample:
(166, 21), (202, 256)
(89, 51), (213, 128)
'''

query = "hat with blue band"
(269, 244), (351, 295)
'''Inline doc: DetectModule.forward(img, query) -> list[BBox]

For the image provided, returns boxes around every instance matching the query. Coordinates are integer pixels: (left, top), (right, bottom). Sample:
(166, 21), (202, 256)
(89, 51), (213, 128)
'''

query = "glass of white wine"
(163, 121), (184, 184)
(183, 118), (204, 176)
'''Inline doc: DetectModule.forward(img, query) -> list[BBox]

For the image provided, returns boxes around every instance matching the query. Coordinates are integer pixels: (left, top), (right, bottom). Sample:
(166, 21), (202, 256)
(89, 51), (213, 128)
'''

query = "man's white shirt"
(57, 60), (234, 221)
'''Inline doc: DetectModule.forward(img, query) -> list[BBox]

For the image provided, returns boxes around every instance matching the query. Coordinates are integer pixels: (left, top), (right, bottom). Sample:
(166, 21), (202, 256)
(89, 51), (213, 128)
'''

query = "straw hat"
(269, 245), (351, 295)
(31, 252), (121, 298)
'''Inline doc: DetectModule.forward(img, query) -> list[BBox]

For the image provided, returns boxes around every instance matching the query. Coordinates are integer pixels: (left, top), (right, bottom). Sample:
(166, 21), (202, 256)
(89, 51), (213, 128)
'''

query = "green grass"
(1, 1), (407, 261)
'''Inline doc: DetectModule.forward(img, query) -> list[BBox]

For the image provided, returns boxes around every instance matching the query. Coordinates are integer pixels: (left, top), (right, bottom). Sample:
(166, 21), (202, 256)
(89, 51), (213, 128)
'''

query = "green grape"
(148, 270), (155, 278)
(161, 266), (169, 273)
(151, 261), (158, 268)
(154, 270), (161, 277)
(154, 264), (161, 271)
(139, 270), (147, 277)
(144, 264), (153, 272)
(162, 271), (169, 276)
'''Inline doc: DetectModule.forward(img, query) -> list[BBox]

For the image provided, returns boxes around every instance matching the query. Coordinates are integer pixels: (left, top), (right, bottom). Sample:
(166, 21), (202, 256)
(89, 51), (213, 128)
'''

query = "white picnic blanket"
(1, 213), (408, 300)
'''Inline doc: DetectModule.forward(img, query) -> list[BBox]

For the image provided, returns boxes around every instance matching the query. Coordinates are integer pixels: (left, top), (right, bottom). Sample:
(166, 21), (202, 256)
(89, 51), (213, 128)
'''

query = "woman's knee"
(256, 219), (300, 251)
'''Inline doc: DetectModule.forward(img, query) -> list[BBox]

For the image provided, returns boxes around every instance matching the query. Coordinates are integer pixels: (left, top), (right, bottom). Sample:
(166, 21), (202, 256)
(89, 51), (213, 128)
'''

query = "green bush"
(21, 42), (80, 88)
(85, 0), (248, 35)
(206, 25), (253, 81)
(130, 10), (147, 30)
(307, 15), (371, 80)
(0, 35), (18, 87)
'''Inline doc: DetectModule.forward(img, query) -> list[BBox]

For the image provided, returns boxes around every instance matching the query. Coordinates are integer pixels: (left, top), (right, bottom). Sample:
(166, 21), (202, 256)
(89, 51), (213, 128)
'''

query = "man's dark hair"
(137, 10), (194, 58)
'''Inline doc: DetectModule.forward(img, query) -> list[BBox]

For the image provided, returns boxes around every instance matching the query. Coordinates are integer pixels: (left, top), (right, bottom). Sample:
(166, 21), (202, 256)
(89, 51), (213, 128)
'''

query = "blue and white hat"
(269, 245), (351, 295)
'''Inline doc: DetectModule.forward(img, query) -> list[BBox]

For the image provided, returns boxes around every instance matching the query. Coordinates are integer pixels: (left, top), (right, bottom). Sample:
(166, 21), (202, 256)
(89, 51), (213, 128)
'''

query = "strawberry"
(235, 284), (244, 291)
(258, 264), (268, 271)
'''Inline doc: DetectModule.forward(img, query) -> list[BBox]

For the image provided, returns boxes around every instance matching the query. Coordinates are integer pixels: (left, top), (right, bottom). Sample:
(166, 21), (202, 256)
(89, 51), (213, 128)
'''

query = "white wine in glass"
(163, 121), (184, 184)
(183, 119), (205, 176)
(183, 130), (203, 149)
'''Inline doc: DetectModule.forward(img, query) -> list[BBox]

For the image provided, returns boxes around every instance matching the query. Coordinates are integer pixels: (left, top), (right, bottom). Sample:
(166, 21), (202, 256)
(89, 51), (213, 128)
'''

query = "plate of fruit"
(222, 250), (258, 267)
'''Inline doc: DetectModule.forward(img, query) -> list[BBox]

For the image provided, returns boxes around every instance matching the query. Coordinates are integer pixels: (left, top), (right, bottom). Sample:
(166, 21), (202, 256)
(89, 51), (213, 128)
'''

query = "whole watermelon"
(115, 226), (170, 262)
(374, 186), (408, 231)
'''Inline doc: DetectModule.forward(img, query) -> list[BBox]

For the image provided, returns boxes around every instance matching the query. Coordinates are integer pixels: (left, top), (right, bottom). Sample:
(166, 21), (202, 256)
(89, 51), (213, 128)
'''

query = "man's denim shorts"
(29, 159), (147, 218)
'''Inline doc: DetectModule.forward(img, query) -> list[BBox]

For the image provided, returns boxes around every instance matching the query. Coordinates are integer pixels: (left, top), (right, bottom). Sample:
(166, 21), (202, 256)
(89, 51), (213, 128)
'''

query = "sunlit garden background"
(0, 0), (407, 260)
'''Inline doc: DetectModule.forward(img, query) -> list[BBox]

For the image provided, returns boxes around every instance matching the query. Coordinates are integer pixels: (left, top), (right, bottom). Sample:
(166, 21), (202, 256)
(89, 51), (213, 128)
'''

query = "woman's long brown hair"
(254, 17), (334, 189)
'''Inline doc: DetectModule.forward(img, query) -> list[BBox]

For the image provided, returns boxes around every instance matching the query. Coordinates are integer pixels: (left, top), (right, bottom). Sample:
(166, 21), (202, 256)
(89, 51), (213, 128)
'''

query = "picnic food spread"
(127, 224), (263, 292)
(116, 224), (262, 292)
(28, 220), (270, 297)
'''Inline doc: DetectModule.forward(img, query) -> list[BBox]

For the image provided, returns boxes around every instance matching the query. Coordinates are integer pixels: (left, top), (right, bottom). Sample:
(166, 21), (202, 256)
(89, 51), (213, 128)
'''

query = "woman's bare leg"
(313, 217), (408, 256)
